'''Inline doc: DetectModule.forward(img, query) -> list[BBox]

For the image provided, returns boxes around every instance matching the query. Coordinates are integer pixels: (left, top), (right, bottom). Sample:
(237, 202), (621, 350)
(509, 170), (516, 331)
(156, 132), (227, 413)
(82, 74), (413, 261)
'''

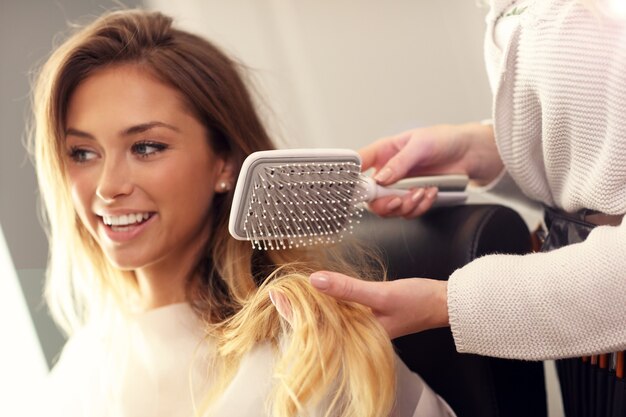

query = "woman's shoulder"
(394, 354), (456, 416)
(200, 342), (276, 417)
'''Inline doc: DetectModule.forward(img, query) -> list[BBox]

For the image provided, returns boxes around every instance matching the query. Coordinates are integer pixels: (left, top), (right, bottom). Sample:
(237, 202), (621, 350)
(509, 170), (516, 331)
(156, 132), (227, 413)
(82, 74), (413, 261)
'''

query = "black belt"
(541, 206), (625, 417)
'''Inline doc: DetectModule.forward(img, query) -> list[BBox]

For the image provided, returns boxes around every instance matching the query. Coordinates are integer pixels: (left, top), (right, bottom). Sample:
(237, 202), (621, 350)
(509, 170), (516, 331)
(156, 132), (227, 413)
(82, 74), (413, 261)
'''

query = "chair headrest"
(354, 204), (532, 280)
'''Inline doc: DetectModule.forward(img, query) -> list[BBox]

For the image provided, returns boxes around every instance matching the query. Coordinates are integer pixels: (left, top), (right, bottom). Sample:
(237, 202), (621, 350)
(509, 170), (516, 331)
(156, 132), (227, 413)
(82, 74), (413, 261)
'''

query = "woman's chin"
(103, 252), (148, 271)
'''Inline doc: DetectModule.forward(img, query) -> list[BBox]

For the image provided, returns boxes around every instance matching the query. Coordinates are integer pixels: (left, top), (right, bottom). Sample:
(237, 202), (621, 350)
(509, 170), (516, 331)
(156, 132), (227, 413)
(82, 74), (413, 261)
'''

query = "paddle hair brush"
(228, 148), (468, 250)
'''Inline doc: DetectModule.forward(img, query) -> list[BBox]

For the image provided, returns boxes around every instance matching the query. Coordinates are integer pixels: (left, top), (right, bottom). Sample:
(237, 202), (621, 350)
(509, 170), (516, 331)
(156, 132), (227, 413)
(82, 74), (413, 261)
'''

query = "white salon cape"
(35, 303), (454, 417)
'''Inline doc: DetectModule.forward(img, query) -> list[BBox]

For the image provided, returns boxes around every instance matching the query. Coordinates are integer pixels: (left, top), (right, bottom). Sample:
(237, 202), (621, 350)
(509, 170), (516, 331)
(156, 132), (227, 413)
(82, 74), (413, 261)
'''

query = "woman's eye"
(68, 147), (97, 163)
(132, 141), (168, 157)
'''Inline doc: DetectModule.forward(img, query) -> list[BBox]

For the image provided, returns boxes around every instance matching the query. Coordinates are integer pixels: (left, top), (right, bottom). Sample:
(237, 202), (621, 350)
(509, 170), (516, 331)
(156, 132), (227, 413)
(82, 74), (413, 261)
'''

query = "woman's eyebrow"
(65, 121), (180, 139)
(122, 121), (180, 136)
(65, 128), (94, 139)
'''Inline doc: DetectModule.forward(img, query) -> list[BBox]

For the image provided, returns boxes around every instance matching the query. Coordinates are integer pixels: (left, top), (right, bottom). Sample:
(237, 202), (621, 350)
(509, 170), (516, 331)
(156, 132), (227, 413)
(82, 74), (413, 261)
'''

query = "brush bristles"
(243, 161), (366, 250)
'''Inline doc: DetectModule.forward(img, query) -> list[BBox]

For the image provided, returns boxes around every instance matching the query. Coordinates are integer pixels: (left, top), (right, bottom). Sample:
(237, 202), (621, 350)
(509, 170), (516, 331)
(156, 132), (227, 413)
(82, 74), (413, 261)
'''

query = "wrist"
(433, 280), (450, 329)
(459, 122), (503, 185)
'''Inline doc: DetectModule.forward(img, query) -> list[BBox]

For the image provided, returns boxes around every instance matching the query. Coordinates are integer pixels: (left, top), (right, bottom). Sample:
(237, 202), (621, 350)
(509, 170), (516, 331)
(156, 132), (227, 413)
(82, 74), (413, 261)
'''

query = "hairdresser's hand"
(309, 271), (449, 339)
(360, 122), (503, 218)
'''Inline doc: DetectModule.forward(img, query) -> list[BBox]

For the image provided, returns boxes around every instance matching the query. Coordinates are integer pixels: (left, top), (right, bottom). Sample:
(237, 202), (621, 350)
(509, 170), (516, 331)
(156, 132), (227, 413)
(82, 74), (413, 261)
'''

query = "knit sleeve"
(447, 220), (626, 360)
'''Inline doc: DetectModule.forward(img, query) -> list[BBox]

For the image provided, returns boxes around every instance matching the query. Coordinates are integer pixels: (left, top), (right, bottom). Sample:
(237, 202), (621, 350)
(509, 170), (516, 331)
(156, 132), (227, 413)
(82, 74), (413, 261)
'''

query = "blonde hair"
(31, 9), (396, 417)
(205, 272), (396, 417)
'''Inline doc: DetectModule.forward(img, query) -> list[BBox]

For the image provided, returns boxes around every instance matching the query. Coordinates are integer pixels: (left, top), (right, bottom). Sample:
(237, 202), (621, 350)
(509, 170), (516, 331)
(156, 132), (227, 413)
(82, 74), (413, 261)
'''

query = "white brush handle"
(362, 176), (468, 206)
(388, 175), (468, 191)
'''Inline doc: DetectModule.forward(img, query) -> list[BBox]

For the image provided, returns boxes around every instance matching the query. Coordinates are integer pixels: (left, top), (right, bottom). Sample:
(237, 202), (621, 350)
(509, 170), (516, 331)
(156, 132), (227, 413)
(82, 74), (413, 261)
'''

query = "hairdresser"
(311, 0), (626, 413)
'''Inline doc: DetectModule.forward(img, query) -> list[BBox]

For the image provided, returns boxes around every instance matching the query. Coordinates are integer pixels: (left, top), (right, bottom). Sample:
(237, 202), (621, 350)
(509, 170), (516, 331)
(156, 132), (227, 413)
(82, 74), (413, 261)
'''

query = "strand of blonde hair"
(200, 271), (396, 417)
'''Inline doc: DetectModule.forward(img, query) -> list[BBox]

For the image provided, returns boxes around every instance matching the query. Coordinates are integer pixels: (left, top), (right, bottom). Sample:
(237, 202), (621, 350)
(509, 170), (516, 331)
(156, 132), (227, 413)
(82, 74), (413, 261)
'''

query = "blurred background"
(1, 0), (558, 415)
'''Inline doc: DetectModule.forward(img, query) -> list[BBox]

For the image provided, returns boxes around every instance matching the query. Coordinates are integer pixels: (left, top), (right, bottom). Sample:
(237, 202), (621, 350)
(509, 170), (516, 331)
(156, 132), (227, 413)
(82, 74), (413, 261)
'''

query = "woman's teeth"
(103, 212), (151, 226)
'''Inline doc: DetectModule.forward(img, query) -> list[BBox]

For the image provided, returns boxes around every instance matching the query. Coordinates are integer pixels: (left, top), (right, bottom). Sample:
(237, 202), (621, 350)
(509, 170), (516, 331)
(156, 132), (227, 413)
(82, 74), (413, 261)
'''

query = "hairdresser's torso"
(486, 0), (626, 215)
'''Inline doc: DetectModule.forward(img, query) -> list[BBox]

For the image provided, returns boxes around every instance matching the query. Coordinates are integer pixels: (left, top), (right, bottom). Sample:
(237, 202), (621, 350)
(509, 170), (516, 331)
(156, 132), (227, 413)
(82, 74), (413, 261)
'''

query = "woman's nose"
(95, 159), (134, 202)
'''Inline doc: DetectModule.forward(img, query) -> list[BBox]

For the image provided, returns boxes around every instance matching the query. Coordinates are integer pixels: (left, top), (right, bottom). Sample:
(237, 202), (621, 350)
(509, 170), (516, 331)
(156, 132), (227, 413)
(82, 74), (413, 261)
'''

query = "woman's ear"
(214, 156), (236, 194)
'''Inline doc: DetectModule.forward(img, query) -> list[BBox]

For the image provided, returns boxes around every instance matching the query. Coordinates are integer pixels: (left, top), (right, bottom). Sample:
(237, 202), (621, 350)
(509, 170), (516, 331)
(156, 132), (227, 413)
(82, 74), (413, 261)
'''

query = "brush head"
(229, 149), (367, 250)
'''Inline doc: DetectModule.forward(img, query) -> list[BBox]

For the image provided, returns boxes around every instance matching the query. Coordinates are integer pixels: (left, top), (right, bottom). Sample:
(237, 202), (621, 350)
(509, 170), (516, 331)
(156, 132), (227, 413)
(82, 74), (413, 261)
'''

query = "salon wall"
(145, 0), (493, 150)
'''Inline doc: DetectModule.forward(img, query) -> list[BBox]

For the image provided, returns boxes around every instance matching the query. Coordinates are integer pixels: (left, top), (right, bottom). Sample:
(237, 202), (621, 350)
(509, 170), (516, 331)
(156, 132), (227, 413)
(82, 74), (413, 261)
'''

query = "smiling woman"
(29, 9), (454, 417)
(64, 65), (224, 308)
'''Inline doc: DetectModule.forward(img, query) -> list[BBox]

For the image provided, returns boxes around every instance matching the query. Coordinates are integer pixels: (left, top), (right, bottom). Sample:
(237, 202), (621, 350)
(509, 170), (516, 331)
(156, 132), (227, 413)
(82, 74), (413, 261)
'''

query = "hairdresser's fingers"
(360, 133), (417, 185)
(372, 134), (434, 186)
(359, 135), (402, 173)
(367, 187), (434, 218)
(376, 278), (450, 339)
(367, 195), (408, 217)
(403, 187), (438, 219)
(309, 271), (384, 309)
(394, 187), (431, 218)
(311, 274), (450, 339)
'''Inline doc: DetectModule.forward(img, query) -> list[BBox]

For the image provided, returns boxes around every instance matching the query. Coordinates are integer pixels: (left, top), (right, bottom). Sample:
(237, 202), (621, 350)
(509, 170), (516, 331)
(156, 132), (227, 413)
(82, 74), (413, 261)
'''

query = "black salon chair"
(356, 204), (547, 417)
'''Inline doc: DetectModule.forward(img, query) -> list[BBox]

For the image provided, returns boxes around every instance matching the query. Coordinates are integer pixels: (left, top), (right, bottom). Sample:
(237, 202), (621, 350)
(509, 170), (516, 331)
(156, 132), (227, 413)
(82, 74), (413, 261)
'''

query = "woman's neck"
(132, 218), (213, 310)
(134, 248), (203, 311)
(135, 271), (188, 310)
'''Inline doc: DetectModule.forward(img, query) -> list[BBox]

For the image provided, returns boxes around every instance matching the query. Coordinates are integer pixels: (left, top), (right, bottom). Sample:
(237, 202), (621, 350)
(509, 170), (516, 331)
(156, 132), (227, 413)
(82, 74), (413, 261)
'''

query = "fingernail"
(427, 187), (438, 199)
(310, 274), (330, 291)
(269, 290), (287, 312)
(269, 290), (293, 323)
(374, 167), (393, 183)
(411, 188), (425, 202)
(269, 289), (278, 306)
(386, 197), (402, 210)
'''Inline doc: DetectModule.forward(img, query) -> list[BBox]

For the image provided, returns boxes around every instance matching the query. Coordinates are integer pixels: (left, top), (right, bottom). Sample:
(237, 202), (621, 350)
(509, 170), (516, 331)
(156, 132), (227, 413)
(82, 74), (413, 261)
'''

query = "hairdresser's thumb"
(374, 150), (418, 186)
(309, 273), (331, 292)
(310, 271), (381, 310)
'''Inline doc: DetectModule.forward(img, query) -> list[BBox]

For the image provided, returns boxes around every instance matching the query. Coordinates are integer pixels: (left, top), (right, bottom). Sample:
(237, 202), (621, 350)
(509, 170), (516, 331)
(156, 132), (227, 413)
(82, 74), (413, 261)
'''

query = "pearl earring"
(220, 181), (229, 191)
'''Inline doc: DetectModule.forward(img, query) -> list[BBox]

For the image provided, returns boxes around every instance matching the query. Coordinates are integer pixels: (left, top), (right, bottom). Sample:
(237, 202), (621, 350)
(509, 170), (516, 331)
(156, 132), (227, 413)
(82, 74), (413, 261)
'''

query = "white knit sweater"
(448, 0), (626, 360)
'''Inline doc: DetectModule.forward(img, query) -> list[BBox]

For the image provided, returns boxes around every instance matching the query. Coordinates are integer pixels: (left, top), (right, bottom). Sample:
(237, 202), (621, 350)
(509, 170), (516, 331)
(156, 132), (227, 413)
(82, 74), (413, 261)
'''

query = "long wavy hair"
(31, 9), (395, 417)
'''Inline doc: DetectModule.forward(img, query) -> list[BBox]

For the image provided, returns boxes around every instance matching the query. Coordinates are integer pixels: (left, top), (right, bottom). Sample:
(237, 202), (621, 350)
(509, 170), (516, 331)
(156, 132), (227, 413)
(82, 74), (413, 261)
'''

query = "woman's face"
(64, 64), (227, 274)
